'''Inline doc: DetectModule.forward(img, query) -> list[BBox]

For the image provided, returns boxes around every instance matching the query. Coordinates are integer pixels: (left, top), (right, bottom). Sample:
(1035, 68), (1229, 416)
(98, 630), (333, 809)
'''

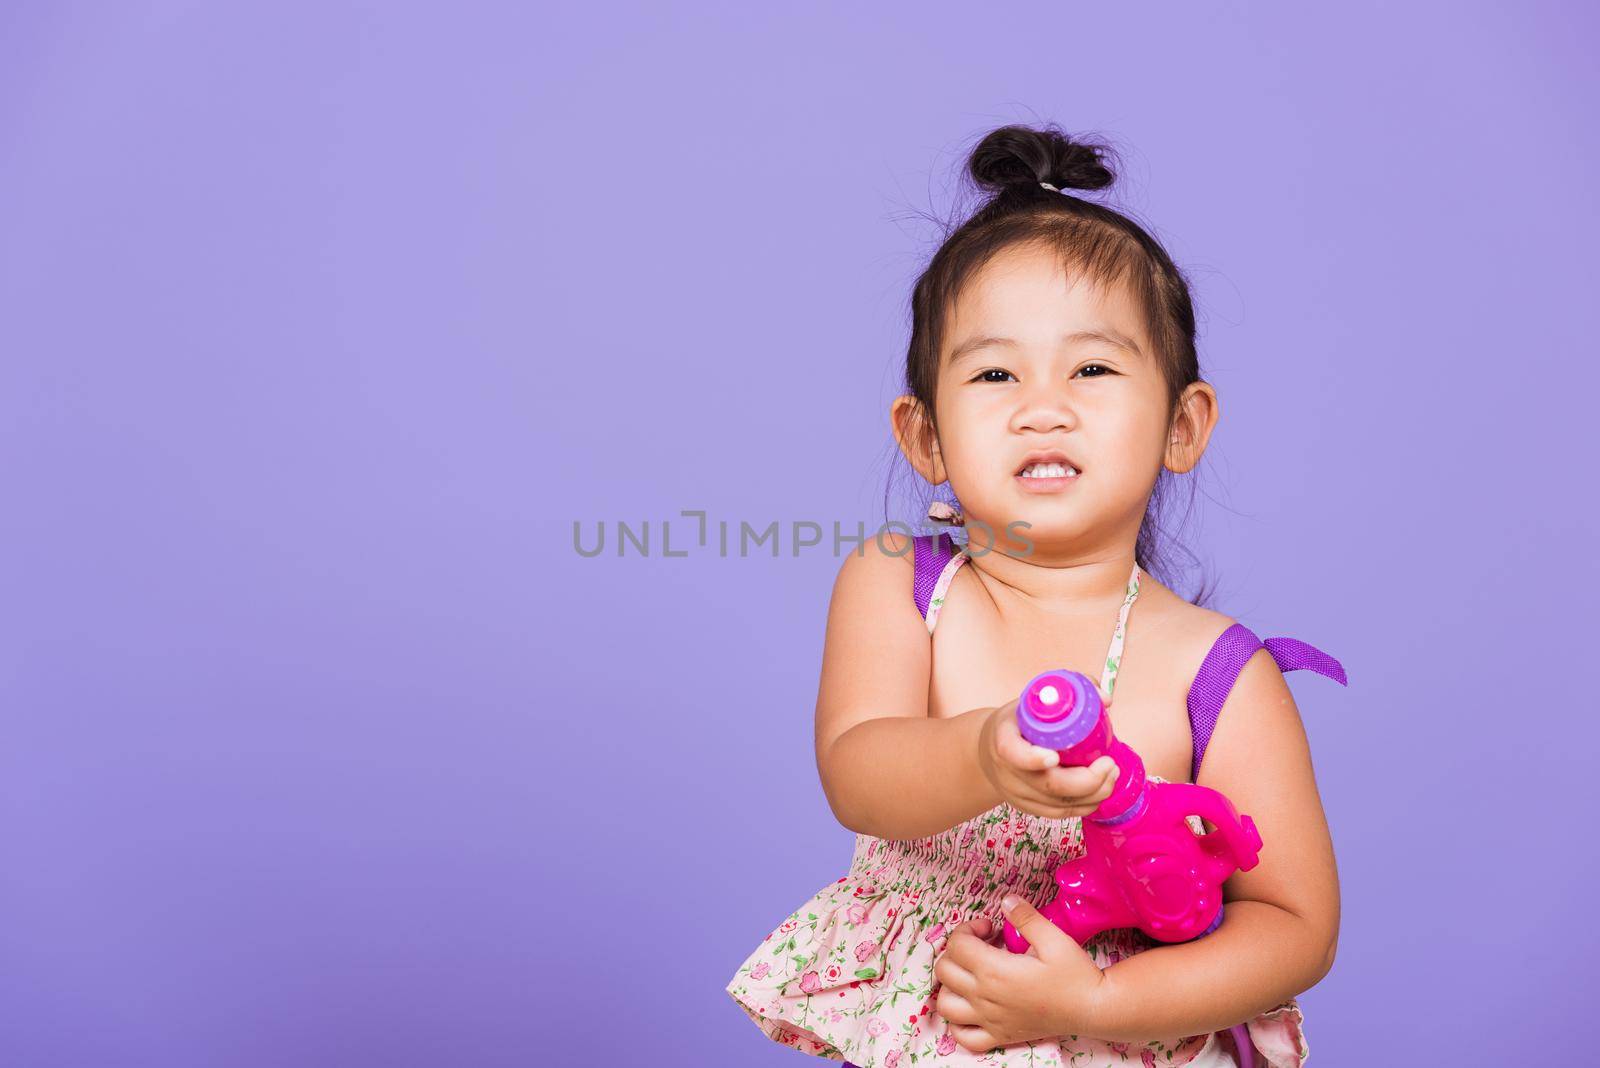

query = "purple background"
(2, 3), (1594, 1065)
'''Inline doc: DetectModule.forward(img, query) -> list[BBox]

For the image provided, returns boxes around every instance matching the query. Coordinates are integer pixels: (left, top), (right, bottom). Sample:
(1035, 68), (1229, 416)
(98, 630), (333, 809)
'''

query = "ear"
(1165, 382), (1219, 475)
(890, 394), (948, 486)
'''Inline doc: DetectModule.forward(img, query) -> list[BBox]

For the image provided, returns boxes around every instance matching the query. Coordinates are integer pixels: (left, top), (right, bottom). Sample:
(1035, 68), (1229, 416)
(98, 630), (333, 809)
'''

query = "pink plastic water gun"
(1001, 667), (1262, 955)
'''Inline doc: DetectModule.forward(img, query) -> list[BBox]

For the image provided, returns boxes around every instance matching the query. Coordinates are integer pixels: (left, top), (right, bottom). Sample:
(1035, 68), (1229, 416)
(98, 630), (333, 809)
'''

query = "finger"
(1008, 737), (1061, 772)
(1010, 740), (1061, 772)
(999, 894), (1066, 957)
(933, 953), (976, 995)
(951, 1024), (1001, 1054)
(947, 917), (994, 944)
(1006, 787), (1114, 819)
(995, 711), (1056, 771)
(935, 985), (979, 1026)
(1009, 791), (1106, 821)
(1012, 798), (1103, 821)
(1086, 759), (1120, 804)
(1044, 757), (1118, 799)
(939, 925), (981, 968)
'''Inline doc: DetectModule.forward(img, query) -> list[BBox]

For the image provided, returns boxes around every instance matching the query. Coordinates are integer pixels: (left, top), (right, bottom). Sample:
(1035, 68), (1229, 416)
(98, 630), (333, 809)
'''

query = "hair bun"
(967, 123), (1115, 195)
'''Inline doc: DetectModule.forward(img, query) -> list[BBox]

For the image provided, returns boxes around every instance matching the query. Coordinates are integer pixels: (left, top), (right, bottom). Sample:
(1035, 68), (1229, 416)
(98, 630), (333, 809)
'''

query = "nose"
(1010, 377), (1077, 435)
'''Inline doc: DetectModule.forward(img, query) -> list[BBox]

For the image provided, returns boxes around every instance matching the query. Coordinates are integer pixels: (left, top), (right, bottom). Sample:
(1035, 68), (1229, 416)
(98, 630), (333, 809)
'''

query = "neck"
(958, 531), (1138, 617)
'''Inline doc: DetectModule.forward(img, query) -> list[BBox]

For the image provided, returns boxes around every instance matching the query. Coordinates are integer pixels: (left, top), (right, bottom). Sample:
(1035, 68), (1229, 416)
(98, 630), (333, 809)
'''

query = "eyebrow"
(948, 328), (1145, 365)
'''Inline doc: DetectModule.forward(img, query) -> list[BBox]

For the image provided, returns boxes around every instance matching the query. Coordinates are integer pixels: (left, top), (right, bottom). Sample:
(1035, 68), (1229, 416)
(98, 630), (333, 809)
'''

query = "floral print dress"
(726, 531), (1315, 1068)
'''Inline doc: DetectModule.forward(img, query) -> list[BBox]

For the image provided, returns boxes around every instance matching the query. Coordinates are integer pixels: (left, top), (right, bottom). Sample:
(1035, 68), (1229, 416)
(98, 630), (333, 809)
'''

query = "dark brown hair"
(890, 122), (1218, 606)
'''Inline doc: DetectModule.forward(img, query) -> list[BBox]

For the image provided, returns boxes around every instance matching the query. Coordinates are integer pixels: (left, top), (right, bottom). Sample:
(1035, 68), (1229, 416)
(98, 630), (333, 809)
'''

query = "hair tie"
(1039, 181), (1059, 192)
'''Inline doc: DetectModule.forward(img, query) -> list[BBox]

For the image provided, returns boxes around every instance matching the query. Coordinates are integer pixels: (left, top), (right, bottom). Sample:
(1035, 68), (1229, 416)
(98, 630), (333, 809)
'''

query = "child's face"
(929, 243), (1175, 550)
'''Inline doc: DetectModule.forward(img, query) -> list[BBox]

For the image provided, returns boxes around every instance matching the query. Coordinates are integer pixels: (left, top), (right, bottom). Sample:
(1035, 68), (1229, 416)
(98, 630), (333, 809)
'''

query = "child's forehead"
(943, 247), (1147, 360)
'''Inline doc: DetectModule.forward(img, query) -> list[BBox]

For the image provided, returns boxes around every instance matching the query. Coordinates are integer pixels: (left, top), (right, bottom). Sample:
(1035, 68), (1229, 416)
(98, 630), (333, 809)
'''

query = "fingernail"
(1001, 894), (1019, 912)
(1037, 747), (1059, 767)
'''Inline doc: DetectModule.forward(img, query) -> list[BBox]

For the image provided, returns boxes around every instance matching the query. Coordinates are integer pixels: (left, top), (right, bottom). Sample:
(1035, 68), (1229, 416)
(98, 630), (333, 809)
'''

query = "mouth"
(1015, 451), (1081, 478)
(1015, 450), (1081, 493)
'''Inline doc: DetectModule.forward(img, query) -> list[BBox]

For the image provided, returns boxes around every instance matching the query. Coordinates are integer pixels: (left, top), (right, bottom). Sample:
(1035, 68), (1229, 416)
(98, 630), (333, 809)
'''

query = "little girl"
(726, 123), (1347, 1068)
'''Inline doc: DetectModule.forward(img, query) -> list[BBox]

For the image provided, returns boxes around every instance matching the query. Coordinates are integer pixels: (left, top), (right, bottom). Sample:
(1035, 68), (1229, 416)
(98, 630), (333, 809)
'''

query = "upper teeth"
(1021, 462), (1078, 478)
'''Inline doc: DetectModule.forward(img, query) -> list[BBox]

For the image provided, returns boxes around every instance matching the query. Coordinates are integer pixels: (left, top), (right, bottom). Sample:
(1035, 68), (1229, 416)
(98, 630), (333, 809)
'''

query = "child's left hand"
(932, 895), (1111, 1053)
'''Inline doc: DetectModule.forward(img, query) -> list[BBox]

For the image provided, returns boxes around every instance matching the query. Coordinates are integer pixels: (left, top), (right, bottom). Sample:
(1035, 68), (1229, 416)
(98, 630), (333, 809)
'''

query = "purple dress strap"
(911, 532), (959, 620)
(1187, 622), (1348, 778)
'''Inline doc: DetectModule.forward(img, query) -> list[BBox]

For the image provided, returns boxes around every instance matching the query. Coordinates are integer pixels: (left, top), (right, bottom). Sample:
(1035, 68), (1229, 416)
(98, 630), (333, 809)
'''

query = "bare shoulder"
(1167, 599), (1295, 691)
(1174, 601), (1242, 673)
(1132, 578), (1242, 690)
(832, 528), (918, 591)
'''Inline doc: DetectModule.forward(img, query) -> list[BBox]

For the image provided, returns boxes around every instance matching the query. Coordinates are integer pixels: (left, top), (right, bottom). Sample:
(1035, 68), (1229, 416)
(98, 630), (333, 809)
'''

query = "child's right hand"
(977, 692), (1120, 821)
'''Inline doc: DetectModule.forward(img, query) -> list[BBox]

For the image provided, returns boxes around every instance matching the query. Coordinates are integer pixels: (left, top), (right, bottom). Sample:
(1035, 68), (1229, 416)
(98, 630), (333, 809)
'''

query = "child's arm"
(1087, 644), (1341, 1042)
(814, 534), (1003, 841)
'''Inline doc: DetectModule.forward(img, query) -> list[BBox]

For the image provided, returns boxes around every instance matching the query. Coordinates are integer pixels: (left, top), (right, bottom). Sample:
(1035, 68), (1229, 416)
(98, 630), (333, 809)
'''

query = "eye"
(968, 364), (1114, 383)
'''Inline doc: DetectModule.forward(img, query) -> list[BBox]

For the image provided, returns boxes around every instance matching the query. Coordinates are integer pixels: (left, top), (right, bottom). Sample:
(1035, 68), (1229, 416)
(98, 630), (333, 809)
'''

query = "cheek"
(1101, 408), (1169, 463)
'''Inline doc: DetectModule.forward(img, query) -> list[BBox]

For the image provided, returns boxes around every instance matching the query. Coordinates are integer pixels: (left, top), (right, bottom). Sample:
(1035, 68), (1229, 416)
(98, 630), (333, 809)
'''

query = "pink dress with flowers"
(726, 525), (1345, 1068)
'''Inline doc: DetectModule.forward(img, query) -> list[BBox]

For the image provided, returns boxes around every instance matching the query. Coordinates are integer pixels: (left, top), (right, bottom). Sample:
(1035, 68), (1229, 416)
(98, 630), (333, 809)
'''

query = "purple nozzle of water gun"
(1017, 670), (1101, 751)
